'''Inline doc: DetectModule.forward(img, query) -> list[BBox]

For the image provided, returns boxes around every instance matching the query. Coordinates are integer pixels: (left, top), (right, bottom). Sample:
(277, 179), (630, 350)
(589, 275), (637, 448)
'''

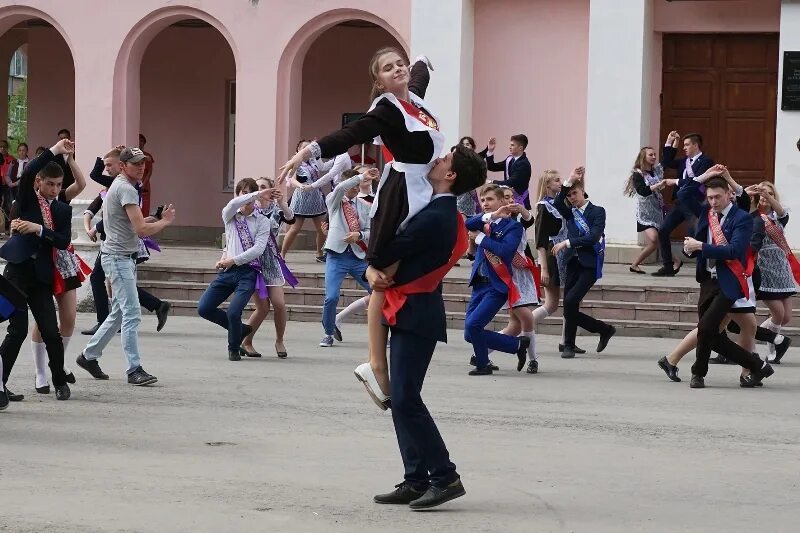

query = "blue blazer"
(682, 182), (753, 300)
(662, 146), (715, 199)
(552, 185), (605, 270)
(465, 215), (523, 293)
(372, 196), (458, 342)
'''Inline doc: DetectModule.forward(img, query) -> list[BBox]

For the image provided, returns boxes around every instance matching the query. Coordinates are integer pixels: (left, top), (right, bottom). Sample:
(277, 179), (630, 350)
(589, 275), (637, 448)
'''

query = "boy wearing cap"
(77, 147), (175, 386)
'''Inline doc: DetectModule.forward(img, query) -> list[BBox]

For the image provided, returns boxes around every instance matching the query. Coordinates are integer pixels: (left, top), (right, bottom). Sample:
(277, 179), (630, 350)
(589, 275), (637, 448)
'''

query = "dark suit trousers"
(563, 257), (609, 348)
(657, 204), (691, 267)
(91, 253), (161, 323)
(692, 279), (764, 378)
(1, 261), (67, 386)
(389, 329), (458, 488)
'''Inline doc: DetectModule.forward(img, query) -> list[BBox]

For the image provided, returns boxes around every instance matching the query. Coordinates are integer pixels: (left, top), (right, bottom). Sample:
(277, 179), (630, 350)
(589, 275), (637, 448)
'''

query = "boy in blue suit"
(681, 174), (773, 388)
(464, 184), (529, 375)
(550, 168), (615, 359)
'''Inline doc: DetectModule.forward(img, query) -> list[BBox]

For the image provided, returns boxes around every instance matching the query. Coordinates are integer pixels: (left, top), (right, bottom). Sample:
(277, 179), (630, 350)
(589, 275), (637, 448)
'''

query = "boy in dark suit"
(654, 131), (715, 277)
(483, 134), (532, 208)
(681, 175), (773, 388)
(463, 184), (529, 375)
(550, 168), (615, 359)
(366, 144), (485, 510)
(0, 139), (74, 401)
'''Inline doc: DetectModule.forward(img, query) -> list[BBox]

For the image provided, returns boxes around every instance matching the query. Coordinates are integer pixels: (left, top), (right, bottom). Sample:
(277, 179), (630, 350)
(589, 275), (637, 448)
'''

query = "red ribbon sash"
(342, 199), (367, 252)
(484, 249), (520, 305)
(37, 194), (91, 295)
(512, 251), (542, 299)
(708, 210), (754, 299)
(382, 213), (467, 326)
(398, 99), (439, 131)
(761, 214), (800, 286)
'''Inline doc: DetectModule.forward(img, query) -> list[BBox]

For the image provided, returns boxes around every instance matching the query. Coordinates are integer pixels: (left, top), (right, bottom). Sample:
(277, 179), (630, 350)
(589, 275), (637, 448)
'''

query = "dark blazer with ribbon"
(553, 185), (605, 270)
(465, 215), (523, 293)
(371, 196), (458, 342)
(0, 148), (71, 285)
(661, 146), (715, 199)
(681, 182), (753, 300)
(485, 152), (532, 207)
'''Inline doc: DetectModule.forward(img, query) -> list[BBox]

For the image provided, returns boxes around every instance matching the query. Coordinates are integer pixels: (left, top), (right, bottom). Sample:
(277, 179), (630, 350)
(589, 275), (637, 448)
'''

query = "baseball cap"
(119, 147), (149, 163)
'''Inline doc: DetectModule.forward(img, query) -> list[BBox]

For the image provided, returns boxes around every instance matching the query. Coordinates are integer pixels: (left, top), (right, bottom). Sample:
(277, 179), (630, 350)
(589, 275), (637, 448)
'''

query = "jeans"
(197, 265), (256, 352)
(84, 253), (142, 374)
(90, 253), (162, 323)
(322, 248), (370, 335)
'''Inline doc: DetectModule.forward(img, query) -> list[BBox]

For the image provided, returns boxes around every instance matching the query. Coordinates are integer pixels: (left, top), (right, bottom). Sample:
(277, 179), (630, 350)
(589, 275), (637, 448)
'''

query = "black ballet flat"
(673, 260), (684, 275)
(35, 383), (51, 394)
(629, 266), (645, 274)
(239, 346), (262, 358)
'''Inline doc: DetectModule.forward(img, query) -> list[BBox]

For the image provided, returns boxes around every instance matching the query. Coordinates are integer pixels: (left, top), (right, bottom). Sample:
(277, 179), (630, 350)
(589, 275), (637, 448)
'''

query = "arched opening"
(0, 14), (74, 229)
(114, 9), (238, 242)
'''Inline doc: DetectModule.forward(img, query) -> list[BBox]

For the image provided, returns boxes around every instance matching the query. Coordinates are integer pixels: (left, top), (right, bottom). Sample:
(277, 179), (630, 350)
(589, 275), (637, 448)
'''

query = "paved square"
(2, 314), (798, 532)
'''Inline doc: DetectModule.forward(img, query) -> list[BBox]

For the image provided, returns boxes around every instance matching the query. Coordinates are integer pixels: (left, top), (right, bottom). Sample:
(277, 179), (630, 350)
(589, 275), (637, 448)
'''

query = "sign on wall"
(781, 51), (800, 111)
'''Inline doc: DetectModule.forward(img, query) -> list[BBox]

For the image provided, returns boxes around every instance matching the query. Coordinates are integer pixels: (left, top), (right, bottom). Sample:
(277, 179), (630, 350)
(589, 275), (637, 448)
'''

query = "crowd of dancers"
(0, 45), (796, 511)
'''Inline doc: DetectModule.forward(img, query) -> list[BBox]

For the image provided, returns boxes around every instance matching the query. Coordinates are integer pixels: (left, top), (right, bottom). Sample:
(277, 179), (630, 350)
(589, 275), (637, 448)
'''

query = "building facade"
(2, 0), (798, 247)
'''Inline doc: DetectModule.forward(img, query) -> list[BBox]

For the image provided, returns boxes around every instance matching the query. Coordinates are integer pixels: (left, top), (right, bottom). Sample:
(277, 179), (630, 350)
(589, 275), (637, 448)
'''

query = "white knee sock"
(523, 331), (537, 361)
(532, 306), (550, 324)
(62, 336), (72, 374)
(335, 296), (369, 326)
(761, 318), (782, 353)
(32, 341), (48, 388)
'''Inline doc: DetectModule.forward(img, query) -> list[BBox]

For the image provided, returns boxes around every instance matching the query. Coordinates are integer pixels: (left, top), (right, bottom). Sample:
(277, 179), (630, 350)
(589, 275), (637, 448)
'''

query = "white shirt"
(324, 174), (372, 258)
(704, 202), (733, 275)
(311, 153), (353, 189)
(222, 191), (270, 266)
(473, 212), (502, 246)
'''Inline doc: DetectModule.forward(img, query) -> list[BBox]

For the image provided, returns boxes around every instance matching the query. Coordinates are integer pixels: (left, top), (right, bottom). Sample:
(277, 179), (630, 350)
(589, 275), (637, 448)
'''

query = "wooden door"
(661, 33), (779, 187)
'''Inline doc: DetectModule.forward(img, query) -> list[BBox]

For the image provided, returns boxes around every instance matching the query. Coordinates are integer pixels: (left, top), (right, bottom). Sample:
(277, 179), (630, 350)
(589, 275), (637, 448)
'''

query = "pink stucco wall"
(653, 0), (780, 33)
(472, 0), (590, 191)
(140, 26), (235, 228)
(299, 24), (402, 146)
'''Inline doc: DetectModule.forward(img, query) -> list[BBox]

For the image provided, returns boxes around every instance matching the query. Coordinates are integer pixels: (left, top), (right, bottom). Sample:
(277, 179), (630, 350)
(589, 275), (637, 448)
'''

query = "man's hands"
(569, 166), (585, 184)
(215, 257), (236, 271)
(52, 139), (75, 156)
(160, 204), (176, 224)
(258, 187), (281, 202)
(11, 219), (41, 235)
(87, 227), (98, 242)
(366, 265), (393, 292)
(683, 237), (703, 254)
(363, 167), (380, 182)
(650, 180), (667, 192)
(551, 241), (569, 256)
(666, 131), (680, 146)
(343, 231), (360, 244)
(489, 204), (515, 220)
(487, 137), (496, 152)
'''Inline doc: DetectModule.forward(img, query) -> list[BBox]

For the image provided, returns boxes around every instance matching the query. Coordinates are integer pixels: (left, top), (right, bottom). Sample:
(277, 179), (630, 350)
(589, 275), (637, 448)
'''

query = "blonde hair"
(480, 183), (504, 200)
(536, 170), (561, 201)
(256, 176), (274, 188)
(624, 147), (656, 197)
(369, 46), (409, 102)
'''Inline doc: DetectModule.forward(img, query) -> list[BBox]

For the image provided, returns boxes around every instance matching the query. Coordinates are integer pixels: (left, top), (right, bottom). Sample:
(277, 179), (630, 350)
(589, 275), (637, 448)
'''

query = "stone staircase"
(137, 262), (800, 340)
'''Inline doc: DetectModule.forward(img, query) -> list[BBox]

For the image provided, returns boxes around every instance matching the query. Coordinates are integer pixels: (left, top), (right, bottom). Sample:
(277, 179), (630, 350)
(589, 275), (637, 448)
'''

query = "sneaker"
(76, 353), (109, 380)
(526, 360), (539, 374)
(319, 335), (334, 347)
(127, 367), (158, 386)
(315, 254), (326, 263)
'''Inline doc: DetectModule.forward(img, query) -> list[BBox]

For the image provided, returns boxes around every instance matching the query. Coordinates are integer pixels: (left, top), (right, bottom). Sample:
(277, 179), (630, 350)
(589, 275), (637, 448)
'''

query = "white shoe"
(354, 363), (390, 411)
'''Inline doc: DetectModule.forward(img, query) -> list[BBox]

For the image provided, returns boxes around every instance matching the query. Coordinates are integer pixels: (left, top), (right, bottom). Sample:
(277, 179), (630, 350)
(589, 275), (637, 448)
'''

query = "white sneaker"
(319, 335), (334, 347)
(354, 363), (390, 411)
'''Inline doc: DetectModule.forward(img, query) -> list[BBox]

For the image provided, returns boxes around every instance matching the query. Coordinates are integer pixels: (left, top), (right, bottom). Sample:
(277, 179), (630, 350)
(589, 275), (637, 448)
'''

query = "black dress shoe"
(374, 481), (428, 504)
(156, 301), (171, 332)
(739, 374), (763, 387)
(35, 384), (50, 394)
(690, 375), (705, 389)
(561, 346), (576, 359)
(747, 363), (775, 387)
(709, 355), (733, 365)
(469, 356), (498, 371)
(409, 478), (466, 510)
(333, 326), (343, 342)
(65, 372), (76, 384)
(468, 366), (493, 376)
(0, 388), (8, 410)
(55, 384), (70, 400)
(76, 353), (109, 380)
(559, 343), (586, 354)
(81, 323), (101, 336)
(651, 265), (677, 277)
(597, 326), (616, 353)
(526, 360), (538, 374)
(770, 337), (792, 364)
(5, 388), (24, 402)
(516, 337), (530, 371)
(658, 356), (681, 382)
(229, 350), (241, 361)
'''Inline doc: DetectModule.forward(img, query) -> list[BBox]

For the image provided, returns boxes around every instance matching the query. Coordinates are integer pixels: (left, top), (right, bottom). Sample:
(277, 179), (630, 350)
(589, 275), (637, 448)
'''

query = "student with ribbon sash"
(240, 177), (297, 360)
(550, 168), (615, 360)
(680, 175), (774, 388)
(0, 139), (75, 401)
(463, 184), (530, 376)
(318, 168), (377, 349)
(197, 178), (274, 362)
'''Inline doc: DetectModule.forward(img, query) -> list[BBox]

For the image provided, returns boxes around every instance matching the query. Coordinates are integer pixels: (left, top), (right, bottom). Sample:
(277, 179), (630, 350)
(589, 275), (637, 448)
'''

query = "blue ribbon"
(572, 207), (605, 279)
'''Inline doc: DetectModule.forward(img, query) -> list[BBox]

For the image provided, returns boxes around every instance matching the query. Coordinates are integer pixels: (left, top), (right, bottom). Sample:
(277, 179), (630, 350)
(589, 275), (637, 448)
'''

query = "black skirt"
(756, 290), (796, 301)
(637, 222), (658, 233)
(545, 251), (561, 288)
(367, 168), (409, 263)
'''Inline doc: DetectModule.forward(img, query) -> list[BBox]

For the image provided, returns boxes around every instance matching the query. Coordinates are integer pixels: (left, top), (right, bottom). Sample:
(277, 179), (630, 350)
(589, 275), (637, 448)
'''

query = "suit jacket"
(661, 146), (714, 200)
(465, 215), (523, 293)
(682, 181), (753, 300)
(484, 152), (532, 207)
(553, 185), (605, 269)
(0, 148), (71, 285)
(323, 174), (371, 258)
(372, 195), (458, 342)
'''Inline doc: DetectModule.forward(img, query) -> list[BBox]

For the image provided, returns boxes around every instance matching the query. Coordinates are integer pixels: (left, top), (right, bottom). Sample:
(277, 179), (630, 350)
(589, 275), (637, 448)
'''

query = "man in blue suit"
(681, 175), (773, 388)
(653, 131), (715, 277)
(366, 144), (485, 510)
(482, 134), (532, 208)
(551, 168), (615, 359)
(463, 184), (529, 375)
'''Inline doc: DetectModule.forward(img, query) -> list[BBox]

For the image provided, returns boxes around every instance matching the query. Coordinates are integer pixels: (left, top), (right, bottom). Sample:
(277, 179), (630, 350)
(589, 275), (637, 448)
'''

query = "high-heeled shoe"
(354, 363), (390, 411)
(275, 342), (288, 359)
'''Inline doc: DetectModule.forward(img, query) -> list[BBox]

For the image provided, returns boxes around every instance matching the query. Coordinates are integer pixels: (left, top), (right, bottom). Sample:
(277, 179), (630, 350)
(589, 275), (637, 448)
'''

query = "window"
(224, 80), (236, 191)
(9, 49), (27, 78)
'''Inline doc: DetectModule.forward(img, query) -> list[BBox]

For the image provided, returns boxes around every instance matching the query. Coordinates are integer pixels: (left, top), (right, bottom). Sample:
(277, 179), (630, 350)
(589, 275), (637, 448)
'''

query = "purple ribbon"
(271, 232), (298, 289)
(142, 237), (161, 253)
(254, 269), (269, 299)
(514, 189), (530, 206)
